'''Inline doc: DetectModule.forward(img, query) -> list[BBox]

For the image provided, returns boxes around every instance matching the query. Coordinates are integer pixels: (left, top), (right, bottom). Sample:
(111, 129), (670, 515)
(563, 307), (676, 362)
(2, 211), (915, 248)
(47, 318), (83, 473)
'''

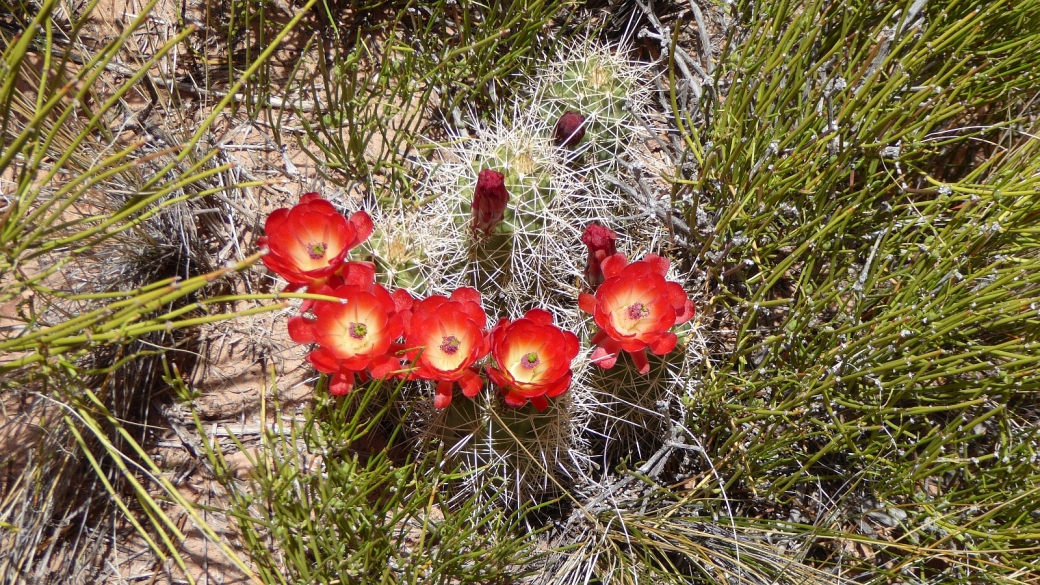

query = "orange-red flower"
(402, 288), (490, 409)
(288, 278), (413, 396)
(258, 193), (373, 291)
(472, 169), (509, 234)
(581, 223), (618, 289)
(553, 111), (586, 148)
(486, 309), (579, 410)
(579, 253), (695, 374)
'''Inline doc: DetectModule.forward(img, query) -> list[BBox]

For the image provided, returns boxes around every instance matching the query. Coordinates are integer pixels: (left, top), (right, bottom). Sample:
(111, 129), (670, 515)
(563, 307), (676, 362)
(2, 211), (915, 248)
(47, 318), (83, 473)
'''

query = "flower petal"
(264, 208), (290, 233)
(649, 332), (678, 355)
(434, 380), (454, 409)
(675, 298), (696, 325)
(529, 395), (549, 411)
(328, 371), (354, 396)
(561, 330), (580, 361)
(458, 369), (483, 398)
(601, 253), (629, 279)
(631, 348), (650, 375)
(523, 308), (554, 326)
(299, 192), (323, 205)
(341, 261), (376, 286)
(665, 281), (690, 310)
(391, 288), (414, 313)
(502, 390), (528, 408)
(288, 316), (316, 344)
(368, 354), (399, 380)
(450, 287), (482, 306)
(348, 210), (374, 246)
(307, 348), (342, 373)
(544, 371), (572, 398)
(590, 340), (620, 370)
(642, 253), (670, 276)
(578, 293), (598, 315)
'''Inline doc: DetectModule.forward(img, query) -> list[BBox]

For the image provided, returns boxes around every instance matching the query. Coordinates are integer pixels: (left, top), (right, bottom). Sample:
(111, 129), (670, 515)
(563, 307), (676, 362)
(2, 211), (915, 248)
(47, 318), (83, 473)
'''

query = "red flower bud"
(553, 111), (586, 148)
(581, 223), (618, 289)
(472, 169), (509, 234)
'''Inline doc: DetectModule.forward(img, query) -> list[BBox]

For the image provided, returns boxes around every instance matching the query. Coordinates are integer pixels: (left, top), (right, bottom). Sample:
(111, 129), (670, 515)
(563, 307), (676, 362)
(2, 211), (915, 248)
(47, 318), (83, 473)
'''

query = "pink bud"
(581, 223), (618, 288)
(553, 111), (586, 148)
(472, 169), (509, 234)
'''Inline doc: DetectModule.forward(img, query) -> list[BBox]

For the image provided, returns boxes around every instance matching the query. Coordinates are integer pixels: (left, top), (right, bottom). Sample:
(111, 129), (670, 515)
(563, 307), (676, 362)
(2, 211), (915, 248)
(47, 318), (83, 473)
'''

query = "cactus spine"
(405, 40), (692, 506)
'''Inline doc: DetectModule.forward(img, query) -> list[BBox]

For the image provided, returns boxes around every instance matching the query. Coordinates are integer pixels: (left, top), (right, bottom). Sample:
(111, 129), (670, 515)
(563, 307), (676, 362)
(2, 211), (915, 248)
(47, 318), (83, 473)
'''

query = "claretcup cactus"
(573, 254), (704, 462)
(578, 340), (697, 462)
(405, 44), (696, 506)
(530, 39), (653, 165)
(422, 385), (584, 509)
(365, 206), (431, 294)
(418, 106), (606, 317)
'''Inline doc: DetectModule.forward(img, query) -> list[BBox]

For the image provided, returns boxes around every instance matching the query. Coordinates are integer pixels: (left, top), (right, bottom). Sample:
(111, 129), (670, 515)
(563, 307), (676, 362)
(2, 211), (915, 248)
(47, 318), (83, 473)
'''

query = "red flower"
(578, 253), (695, 375)
(553, 111), (586, 148)
(403, 288), (490, 409)
(288, 278), (413, 396)
(581, 223), (618, 289)
(472, 169), (509, 234)
(258, 193), (373, 291)
(486, 309), (579, 411)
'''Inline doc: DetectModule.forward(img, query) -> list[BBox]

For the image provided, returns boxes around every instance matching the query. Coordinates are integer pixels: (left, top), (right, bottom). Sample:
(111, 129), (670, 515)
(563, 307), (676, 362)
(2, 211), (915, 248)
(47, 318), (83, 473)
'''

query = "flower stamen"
(627, 302), (650, 320)
(521, 352), (540, 369)
(439, 335), (461, 355)
(349, 322), (368, 339)
(308, 242), (327, 259)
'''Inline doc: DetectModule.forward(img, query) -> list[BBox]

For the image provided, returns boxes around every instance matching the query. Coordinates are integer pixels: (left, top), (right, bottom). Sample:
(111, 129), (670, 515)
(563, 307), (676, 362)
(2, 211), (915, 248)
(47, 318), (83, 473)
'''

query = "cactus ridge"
(412, 384), (587, 508)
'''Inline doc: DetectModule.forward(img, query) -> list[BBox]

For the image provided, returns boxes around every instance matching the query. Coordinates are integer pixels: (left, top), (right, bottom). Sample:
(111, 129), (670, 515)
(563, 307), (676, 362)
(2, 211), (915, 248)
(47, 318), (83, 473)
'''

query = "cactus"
(405, 42), (693, 507)
(418, 108), (594, 316)
(576, 321), (706, 464)
(530, 40), (653, 165)
(365, 207), (429, 294)
(419, 384), (583, 508)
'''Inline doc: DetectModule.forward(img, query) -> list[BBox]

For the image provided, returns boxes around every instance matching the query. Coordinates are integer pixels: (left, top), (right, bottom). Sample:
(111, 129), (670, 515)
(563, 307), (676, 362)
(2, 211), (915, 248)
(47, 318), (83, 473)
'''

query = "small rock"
(867, 511), (898, 527)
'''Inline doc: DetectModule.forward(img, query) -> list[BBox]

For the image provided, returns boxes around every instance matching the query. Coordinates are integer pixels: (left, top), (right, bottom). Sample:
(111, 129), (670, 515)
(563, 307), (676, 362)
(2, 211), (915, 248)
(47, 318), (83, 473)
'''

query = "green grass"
(3, 0), (1039, 583)
(667, 0), (1040, 581)
(0, 0), (310, 580)
(189, 373), (545, 584)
